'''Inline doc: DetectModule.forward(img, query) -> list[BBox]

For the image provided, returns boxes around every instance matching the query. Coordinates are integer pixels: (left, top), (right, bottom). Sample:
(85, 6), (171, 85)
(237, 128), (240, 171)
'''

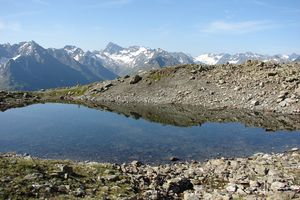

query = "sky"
(0, 0), (299, 56)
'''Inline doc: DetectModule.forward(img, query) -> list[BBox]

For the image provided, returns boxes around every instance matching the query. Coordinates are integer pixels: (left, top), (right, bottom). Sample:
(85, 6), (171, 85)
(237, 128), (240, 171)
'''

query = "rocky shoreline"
(1, 150), (299, 199)
(1, 90), (300, 132)
(0, 91), (41, 111)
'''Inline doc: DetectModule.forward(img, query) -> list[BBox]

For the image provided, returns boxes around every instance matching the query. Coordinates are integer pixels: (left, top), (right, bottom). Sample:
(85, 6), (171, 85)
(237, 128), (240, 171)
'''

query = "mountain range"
(0, 41), (299, 90)
(0, 41), (116, 91)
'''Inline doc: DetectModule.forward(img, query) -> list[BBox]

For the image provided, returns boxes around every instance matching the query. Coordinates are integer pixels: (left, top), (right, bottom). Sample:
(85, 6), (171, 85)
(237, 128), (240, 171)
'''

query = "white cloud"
(200, 20), (278, 34)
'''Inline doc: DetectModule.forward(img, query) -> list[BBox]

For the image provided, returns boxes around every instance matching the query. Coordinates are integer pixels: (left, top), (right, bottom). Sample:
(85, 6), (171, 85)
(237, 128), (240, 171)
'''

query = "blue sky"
(0, 0), (299, 55)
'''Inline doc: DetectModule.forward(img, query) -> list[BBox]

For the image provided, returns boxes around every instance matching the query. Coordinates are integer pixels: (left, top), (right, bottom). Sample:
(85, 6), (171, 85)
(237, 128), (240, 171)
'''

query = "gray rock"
(104, 82), (113, 88)
(290, 185), (300, 191)
(286, 77), (298, 82)
(59, 165), (73, 174)
(290, 147), (299, 152)
(105, 175), (119, 181)
(279, 101), (287, 107)
(259, 82), (265, 87)
(278, 91), (288, 99)
(165, 178), (193, 194)
(276, 98), (284, 103)
(170, 156), (180, 162)
(226, 183), (237, 193)
(131, 160), (143, 167)
(271, 181), (287, 191)
(190, 70), (197, 74)
(234, 86), (242, 91)
(250, 100), (259, 106)
(23, 93), (30, 98)
(23, 153), (30, 157)
(24, 173), (43, 180)
(184, 191), (200, 200)
(249, 180), (260, 188)
(57, 185), (69, 193)
(268, 71), (277, 76)
(74, 188), (85, 197)
(143, 190), (158, 199)
(130, 75), (142, 84)
(219, 80), (225, 84)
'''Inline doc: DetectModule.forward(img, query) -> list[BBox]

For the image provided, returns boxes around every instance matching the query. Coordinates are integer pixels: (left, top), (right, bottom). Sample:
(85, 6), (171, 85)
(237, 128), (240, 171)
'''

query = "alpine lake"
(0, 102), (300, 164)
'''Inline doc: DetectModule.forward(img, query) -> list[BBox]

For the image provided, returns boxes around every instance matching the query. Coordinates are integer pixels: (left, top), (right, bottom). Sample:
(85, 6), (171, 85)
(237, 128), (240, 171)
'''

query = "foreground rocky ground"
(1, 150), (299, 199)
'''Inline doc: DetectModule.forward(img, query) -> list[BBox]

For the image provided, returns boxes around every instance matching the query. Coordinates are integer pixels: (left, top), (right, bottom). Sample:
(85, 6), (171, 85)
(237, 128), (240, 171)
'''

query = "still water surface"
(0, 103), (299, 163)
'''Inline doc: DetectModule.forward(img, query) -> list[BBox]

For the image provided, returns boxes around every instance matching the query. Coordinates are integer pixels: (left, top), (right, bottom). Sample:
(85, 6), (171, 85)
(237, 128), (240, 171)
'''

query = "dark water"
(0, 103), (299, 164)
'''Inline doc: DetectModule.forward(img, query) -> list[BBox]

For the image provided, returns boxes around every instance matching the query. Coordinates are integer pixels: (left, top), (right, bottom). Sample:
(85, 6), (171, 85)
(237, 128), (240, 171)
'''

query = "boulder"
(24, 173), (43, 180)
(131, 160), (143, 167)
(271, 181), (287, 191)
(130, 75), (142, 84)
(170, 156), (180, 162)
(165, 178), (193, 194)
(184, 191), (200, 200)
(226, 183), (237, 193)
(74, 188), (85, 197)
(59, 165), (73, 174)
(250, 100), (259, 106)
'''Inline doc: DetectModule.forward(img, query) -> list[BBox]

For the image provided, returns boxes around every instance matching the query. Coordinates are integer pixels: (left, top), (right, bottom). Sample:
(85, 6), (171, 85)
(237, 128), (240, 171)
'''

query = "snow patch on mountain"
(194, 54), (224, 65)
(102, 46), (155, 66)
(12, 55), (21, 61)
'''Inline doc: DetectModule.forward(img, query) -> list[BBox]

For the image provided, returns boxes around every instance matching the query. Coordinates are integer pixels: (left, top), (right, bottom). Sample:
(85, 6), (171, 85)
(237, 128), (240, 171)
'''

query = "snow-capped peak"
(64, 45), (84, 55)
(101, 45), (156, 66)
(17, 41), (42, 56)
(0, 43), (11, 48)
(103, 42), (124, 54)
(63, 45), (85, 61)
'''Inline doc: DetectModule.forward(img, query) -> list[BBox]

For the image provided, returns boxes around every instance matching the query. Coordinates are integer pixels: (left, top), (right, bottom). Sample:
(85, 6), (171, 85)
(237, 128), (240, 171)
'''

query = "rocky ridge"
(68, 61), (300, 114)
